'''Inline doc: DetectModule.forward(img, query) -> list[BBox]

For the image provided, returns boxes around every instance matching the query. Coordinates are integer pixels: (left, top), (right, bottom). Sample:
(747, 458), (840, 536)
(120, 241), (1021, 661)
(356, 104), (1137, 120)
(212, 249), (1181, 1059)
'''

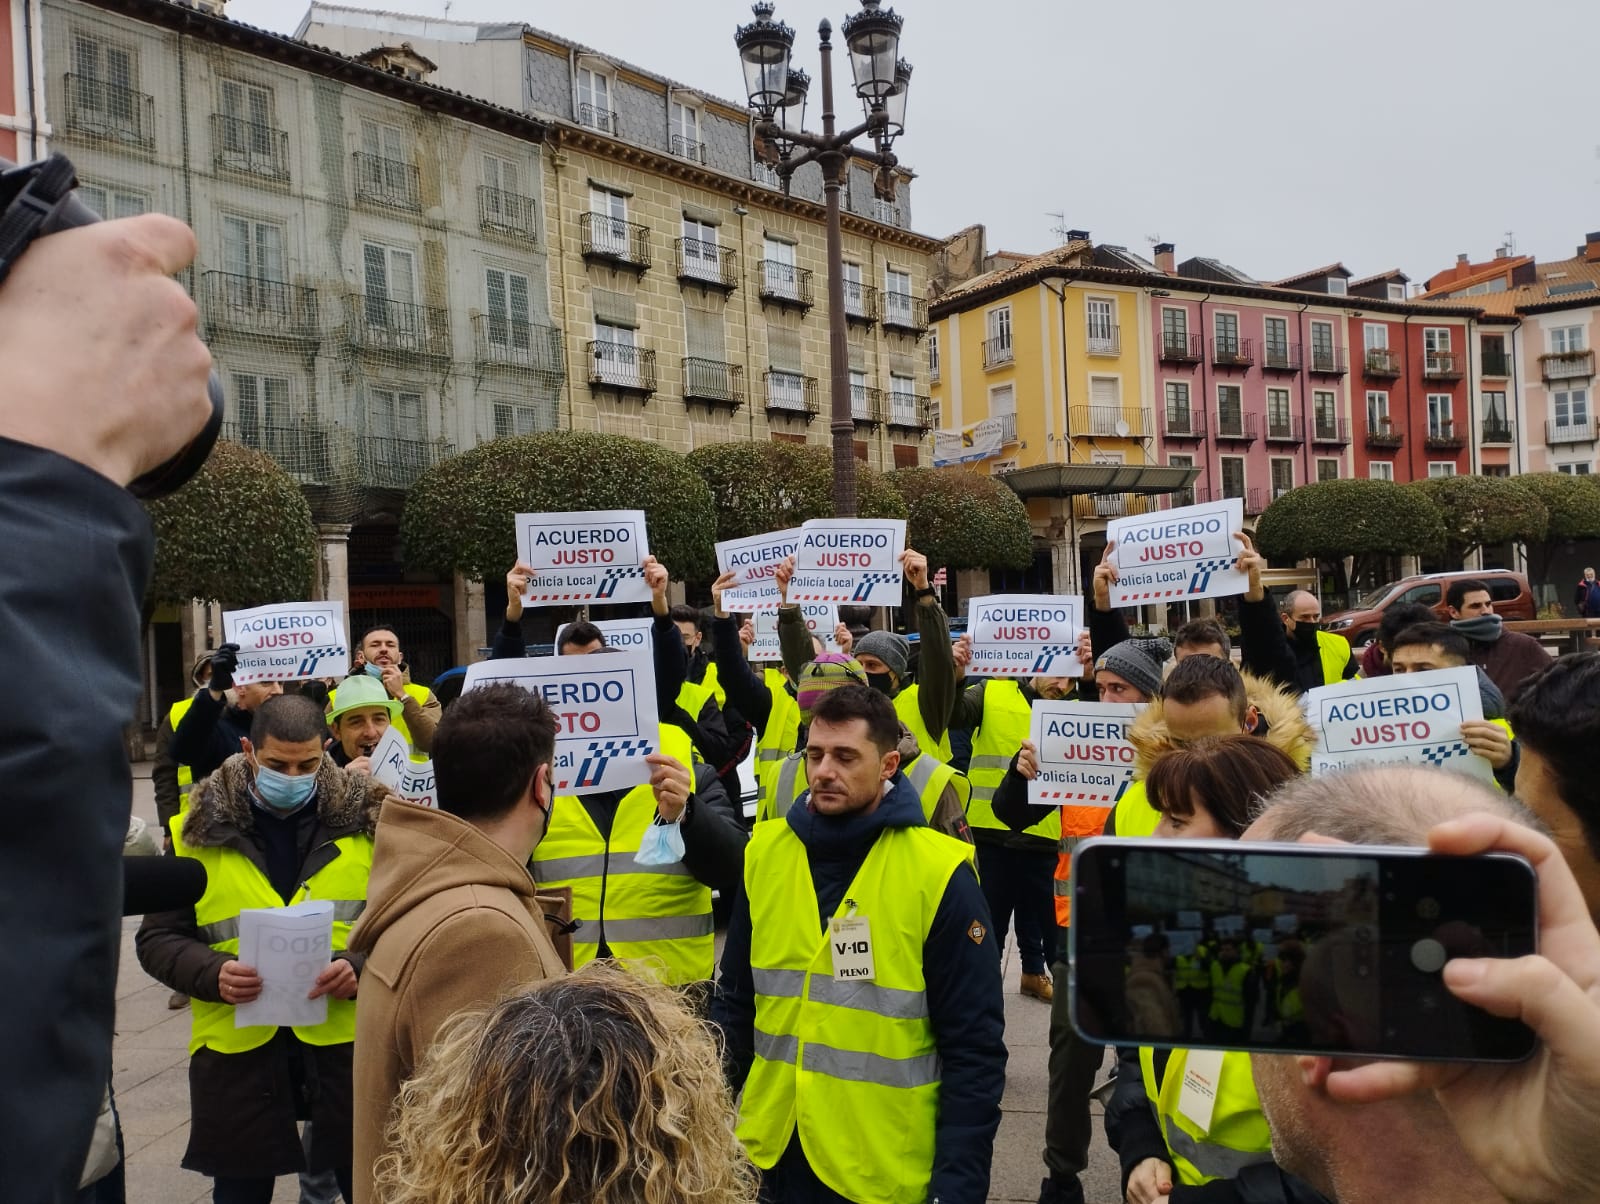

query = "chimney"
(1495, 246), (1509, 259)
(1586, 231), (1600, 264)
(1456, 253), (1469, 266)
(1066, 228), (1091, 244)
(1154, 242), (1175, 274)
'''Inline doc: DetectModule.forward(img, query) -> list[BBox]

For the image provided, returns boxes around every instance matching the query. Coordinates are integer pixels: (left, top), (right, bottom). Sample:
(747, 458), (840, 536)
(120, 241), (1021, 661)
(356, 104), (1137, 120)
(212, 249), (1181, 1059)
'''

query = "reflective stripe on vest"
(168, 699), (195, 810)
(533, 724), (712, 985)
(1139, 1048), (1273, 1185)
(894, 685), (952, 762)
(772, 750), (966, 826)
(1317, 631), (1351, 686)
(967, 680), (1059, 841)
(1053, 779), (1156, 926)
(737, 821), (974, 1204)
(328, 681), (433, 761)
(755, 675), (802, 823)
(171, 814), (371, 1056)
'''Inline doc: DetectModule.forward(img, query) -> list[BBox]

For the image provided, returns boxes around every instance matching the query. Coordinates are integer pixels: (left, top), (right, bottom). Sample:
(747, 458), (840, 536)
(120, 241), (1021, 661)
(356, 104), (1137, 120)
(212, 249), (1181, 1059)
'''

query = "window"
(1558, 464), (1594, 476)
(493, 400), (552, 438)
(1398, 583), (1441, 606)
(1220, 457), (1246, 500)
(232, 372), (290, 447)
(1309, 320), (1335, 368)
(892, 444), (920, 469)
(1214, 312), (1239, 354)
(481, 153), (525, 226)
(1217, 384), (1243, 436)
(1267, 387), (1292, 436)
(577, 67), (613, 131)
(1424, 327), (1452, 371)
(1168, 454), (1195, 506)
(1364, 323), (1389, 352)
(1428, 462), (1457, 478)
(1270, 458), (1295, 497)
(1555, 387), (1591, 429)
(1483, 391), (1509, 437)
(484, 267), (532, 351)
(842, 261), (868, 317)
(1264, 316), (1289, 361)
(1313, 390), (1337, 438)
(884, 266), (913, 326)
(588, 186), (629, 256)
(1085, 297), (1116, 353)
(359, 120), (413, 205)
(1165, 381), (1192, 432)
(1427, 394), (1453, 436)
(361, 242), (416, 329)
(1552, 326), (1587, 354)
(1483, 465), (1511, 477)
(991, 382), (1016, 443)
(871, 197), (901, 227)
(928, 328), (940, 382)
(762, 237), (800, 298)
(78, 182), (147, 219)
(681, 217), (721, 283)
(1387, 283), (1406, 301)
(1327, 278), (1347, 296)
(670, 101), (701, 159)
(985, 305), (1012, 366)
(71, 34), (139, 137)
(1161, 307), (1188, 353)
(367, 387), (424, 443)
(1089, 377), (1121, 431)
(889, 373), (918, 425)
(1369, 461), (1393, 481)
(1317, 458), (1340, 482)
(593, 320), (641, 386)
(217, 79), (277, 170)
(849, 369), (871, 421)
(1366, 390), (1390, 428)
(220, 215), (285, 312)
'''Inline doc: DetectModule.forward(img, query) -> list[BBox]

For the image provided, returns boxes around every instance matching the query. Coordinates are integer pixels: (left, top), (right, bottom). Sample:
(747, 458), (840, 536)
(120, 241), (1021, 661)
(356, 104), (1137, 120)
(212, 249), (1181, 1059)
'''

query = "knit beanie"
(795, 653), (868, 721)
(854, 630), (911, 680)
(1094, 637), (1173, 700)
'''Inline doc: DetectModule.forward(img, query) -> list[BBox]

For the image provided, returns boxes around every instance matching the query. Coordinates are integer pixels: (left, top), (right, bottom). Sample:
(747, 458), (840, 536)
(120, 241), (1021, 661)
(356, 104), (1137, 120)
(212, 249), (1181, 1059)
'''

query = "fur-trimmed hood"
(180, 752), (390, 849)
(1130, 670), (1316, 777)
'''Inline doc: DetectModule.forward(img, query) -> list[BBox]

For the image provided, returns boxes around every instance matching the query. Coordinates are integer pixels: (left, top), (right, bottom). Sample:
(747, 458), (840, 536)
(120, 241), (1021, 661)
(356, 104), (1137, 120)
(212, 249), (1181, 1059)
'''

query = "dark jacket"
(0, 439), (153, 1203)
(1576, 578), (1600, 618)
(714, 614), (780, 735)
(492, 613), (686, 721)
(1462, 627), (1551, 704)
(170, 686), (255, 782)
(1238, 598), (1356, 696)
(152, 709), (184, 834)
(135, 754), (389, 1178)
(712, 777), (1006, 1204)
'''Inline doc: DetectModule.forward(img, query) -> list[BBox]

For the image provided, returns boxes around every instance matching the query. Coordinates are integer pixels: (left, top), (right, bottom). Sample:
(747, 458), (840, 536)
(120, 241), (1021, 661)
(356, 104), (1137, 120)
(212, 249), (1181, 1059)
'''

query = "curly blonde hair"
(373, 963), (759, 1204)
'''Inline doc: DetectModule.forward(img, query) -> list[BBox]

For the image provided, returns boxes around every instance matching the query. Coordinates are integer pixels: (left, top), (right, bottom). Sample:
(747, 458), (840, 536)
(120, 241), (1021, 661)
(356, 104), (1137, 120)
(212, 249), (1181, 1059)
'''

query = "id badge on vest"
(829, 901), (875, 982)
(1178, 1048), (1225, 1132)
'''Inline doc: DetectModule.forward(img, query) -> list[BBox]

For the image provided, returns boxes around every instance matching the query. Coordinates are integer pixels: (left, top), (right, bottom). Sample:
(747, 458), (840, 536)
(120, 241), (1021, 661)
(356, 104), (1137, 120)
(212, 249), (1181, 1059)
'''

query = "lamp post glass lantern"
(774, 67), (809, 150)
(735, 2), (795, 116)
(840, 0), (902, 100)
(879, 58), (911, 138)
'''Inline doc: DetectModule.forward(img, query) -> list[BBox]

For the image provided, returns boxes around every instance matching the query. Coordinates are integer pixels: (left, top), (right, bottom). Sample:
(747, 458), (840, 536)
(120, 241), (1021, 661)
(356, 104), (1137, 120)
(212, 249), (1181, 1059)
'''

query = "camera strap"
(0, 154), (78, 286)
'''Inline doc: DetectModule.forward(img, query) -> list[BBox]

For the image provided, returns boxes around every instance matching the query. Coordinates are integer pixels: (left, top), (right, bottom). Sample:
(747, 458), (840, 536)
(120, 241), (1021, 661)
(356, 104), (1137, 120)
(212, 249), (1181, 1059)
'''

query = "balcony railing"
(1481, 351), (1512, 378)
(478, 186), (538, 241)
(996, 412), (1018, 445)
(1423, 352), (1464, 381)
(670, 133), (706, 163)
(1262, 342), (1302, 372)
(1425, 424), (1467, 450)
(1085, 326), (1121, 356)
(883, 292), (929, 335)
(359, 435), (456, 491)
(676, 238), (738, 291)
(1364, 348), (1403, 378)
(887, 392), (932, 432)
(844, 281), (879, 325)
(587, 341), (657, 395)
(1073, 493), (1152, 520)
(1213, 410), (1258, 443)
(1307, 347), (1347, 376)
(1265, 414), (1303, 444)
(210, 113), (288, 179)
(581, 214), (651, 271)
(201, 272), (319, 341)
(1211, 337), (1254, 368)
(1542, 350), (1596, 383)
(1072, 405), (1150, 438)
(1366, 422), (1405, 449)
(344, 294), (451, 360)
(1160, 407), (1207, 440)
(764, 370), (820, 420)
(352, 152), (420, 210)
(1161, 488), (1198, 509)
(1311, 416), (1350, 445)
(1160, 332), (1203, 363)
(681, 358), (745, 409)
(983, 337), (1013, 369)
(851, 386), (884, 427)
(1240, 487), (1267, 514)
(758, 261), (814, 311)
(222, 420), (336, 485)
(1547, 418), (1598, 445)
(472, 315), (565, 381)
(1481, 420), (1514, 445)
(64, 74), (154, 147)
(577, 102), (616, 133)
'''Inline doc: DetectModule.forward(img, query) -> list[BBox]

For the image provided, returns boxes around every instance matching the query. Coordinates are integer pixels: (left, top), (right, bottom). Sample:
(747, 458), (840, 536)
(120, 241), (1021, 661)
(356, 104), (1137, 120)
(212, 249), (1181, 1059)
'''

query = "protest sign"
(1177, 910), (1203, 930)
(1028, 702), (1142, 806)
(1214, 915), (1246, 936)
(747, 604), (839, 662)
(1167, 931), (1201, 957)
(1304, 665), (1492, 783)
(223, 601), (348, 684)
(967, 594), (1084, 678)
(514, 509), (650, 607)
(368, 727), (437, 806)
(748, 610), (782, 662)
(789, 517), (907, 606)
(1274, 914), (1299, 933)
(235, 900), (333, 1029)
(463, 648), (660, 796)
(554, 616), (653, 655)
(1106, 496), (1248, 607)
(716, 528), (802, 612)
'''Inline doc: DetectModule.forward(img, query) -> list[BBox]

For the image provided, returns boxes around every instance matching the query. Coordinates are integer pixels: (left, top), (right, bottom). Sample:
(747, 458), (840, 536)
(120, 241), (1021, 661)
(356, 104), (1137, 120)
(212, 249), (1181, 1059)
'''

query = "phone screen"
(1069, 839), (1537, 1061)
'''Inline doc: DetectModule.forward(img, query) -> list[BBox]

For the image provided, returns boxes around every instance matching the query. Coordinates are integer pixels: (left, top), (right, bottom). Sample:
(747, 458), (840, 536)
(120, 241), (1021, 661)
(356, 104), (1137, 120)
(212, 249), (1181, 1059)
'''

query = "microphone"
(122, 857), (207, 916)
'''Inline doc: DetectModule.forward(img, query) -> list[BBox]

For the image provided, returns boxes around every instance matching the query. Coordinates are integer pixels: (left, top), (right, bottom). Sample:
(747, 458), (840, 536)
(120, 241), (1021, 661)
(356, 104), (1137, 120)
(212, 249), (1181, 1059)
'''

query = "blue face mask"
(254, 764), (317, 812)
(363, 662), (385, 679)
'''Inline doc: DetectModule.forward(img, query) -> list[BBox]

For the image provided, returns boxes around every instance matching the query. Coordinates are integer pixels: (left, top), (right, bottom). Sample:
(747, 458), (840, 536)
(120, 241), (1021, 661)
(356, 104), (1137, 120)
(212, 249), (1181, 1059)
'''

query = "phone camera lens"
(1410, 937), (1447, 973)
(1417, 897), (1440, 920)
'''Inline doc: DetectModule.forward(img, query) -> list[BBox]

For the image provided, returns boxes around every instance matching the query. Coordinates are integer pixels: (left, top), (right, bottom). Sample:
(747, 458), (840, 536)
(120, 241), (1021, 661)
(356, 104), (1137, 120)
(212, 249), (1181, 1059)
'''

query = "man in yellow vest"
(1234, 533), (1355, 696)
(712, 685), (1005, 1204)
(345, 626), (441, 753)
(136, 694), (390, 1201)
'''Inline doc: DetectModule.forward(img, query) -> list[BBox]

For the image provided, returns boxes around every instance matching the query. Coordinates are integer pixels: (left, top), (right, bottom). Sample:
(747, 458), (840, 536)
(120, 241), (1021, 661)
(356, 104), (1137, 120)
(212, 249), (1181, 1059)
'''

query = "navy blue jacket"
(712, 777), (1006, 1204)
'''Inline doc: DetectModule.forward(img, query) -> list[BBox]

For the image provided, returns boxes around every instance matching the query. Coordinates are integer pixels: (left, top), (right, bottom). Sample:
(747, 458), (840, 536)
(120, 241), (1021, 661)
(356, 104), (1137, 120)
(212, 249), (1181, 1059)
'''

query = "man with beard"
(325, 675), (402, 773)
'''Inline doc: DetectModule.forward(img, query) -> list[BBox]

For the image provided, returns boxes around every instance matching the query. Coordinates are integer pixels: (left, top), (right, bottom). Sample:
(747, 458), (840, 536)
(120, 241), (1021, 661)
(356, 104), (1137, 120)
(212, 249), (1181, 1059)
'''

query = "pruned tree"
(889, 466), (1033, 570)
(1509, 473), (1600, 589)
(687, 441), (905, 544)
(1408, 475), (1548, 567)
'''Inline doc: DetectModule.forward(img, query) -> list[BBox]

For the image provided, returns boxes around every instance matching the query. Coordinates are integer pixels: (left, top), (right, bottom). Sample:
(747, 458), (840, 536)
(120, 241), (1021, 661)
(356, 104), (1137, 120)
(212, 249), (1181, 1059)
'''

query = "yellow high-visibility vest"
(771, 750), (969, 827)
(1139, 1048), (1273, 1185)
(754, 671), (802, 823)
(168, 698), (195, 813)
(894, 684), (952, 762)
(966, 680), (1060, 841)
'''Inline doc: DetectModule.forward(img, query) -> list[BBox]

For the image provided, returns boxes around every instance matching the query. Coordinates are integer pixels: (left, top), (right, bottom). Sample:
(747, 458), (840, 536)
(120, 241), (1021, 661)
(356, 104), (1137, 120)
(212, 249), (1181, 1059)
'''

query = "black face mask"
(1292, 621), (1320, 647)
(867, 672), (895, 696)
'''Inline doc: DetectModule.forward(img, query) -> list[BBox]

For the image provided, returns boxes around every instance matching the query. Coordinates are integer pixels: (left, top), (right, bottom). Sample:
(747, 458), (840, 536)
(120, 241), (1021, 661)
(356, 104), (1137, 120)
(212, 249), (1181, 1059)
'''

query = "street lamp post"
(736, 0), (910, 518)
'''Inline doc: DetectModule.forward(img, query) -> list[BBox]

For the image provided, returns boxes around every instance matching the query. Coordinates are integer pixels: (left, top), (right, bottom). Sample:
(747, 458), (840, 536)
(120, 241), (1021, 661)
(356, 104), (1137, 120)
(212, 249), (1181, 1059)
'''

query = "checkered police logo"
(1187, 557), (1237, 594)
(850, 570), (901, 602)
(575, 738), (655, 789)
(595, 566), (645, 600)
(1030, 645), (1077, 673)
(1420, 742), (1472, 767)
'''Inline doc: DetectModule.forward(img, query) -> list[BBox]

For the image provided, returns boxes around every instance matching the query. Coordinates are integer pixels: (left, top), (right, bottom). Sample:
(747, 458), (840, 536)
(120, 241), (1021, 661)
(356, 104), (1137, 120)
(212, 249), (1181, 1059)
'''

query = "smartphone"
(1069, 838), (1538, 1062)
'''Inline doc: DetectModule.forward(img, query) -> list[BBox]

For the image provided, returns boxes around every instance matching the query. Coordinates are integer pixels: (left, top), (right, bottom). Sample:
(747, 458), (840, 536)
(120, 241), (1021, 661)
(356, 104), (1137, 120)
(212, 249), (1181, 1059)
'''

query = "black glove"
(208, 643), (239, 694)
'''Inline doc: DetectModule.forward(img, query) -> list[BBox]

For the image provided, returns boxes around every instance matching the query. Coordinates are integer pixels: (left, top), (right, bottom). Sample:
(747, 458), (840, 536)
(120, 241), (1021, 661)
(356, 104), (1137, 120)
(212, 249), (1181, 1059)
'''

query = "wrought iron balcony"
(352, 152), (420, 209)
(1423, 352), (1464, 381)
(844, 281), (879, 326)
(1073, 493), (1151, 520)
(472, 315), (565, 382)
(1480, 420), (1514, 445)
(478, 186), (538, 241)
(681, 358), (745, 409)
(1366, 422), (1405, 449)
(210, 114), (288, 179)
(581, 213), (651, 271)
(1481, 351), (1512, 378)
(1085, 326), (1122, 356)
(1262, 341), (1302, 373)
(201, 272), (319, 342)
(764, 370), (820, 420)
(676, 238), (738, 291)
(1364, 348), (1403, 378)
(222, 420), (336, 486)
(1542, 350), (1595, 383)
(1161, 488), (1198, 509)
(1424, 424), (1467, 450)
(1308, 347), (1347, 376)
(851, 385), (885, 428)
(587, 341), (657, 396)
(1160, 333), (1203, 363)
(886, 392), (932, 432)
(1547, 418), (1597, 445)
(882, 292), (929, 335)
(1265, 414), (1303, 444)
(1311, 416), (1350, 445)
(983, 337), (1013, 369)
(577, 102), (616, 133)
(359, 435), (456, 491)
(1240, 487), (1267, 514)
(1211, 336), (1254, 369)
(758, 261), (813, 311)
(670, 133), (706, 163)
(64, 75), (153, 147)
(1214, 410), (1258, 443)
(344, 294), (451, 360)
(1072, 406), (1151, 439)
(996, 412), (1018, 445)
(1160, 407), (1206, 440)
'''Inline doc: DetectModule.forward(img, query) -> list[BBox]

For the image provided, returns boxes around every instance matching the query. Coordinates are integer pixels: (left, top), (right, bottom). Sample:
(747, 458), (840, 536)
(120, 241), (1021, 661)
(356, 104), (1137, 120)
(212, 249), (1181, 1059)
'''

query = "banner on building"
(789, 517), (907, 606)
(933, 417), (1006, 466)
(222, 601), (348, 684)
(966, 594), (1085, 677)
(715, 528), (803, 612)
(514, 509), (651, 606)
(1027, 701), (1143, 806)
(1106, 497), (1248, 607)
(1305, 665), (1492, 783)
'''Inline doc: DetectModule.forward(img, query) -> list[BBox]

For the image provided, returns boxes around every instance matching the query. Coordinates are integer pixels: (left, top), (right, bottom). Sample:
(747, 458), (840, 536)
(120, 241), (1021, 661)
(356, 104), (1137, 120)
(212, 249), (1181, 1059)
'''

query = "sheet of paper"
(1106, 497), (1249, 608)
(514, 509), (651, 607)
(966, 594), (1085, 678)
(1027, 702), (1142, 807)
(747, 607), (839, 663)
(788, 518), (907, 607)
(553, 616), (653, 656)
(1166, 930), (1201, 957)
(368, 727), (437, 807)
(716, 528), (803, 612)
(222, 601), (348, 684)
(1304, 665), (1492, 782)
(1178, 1049), (1225, 1132)
(234, 900), (334, 1029)
(463, 648), (661, 796)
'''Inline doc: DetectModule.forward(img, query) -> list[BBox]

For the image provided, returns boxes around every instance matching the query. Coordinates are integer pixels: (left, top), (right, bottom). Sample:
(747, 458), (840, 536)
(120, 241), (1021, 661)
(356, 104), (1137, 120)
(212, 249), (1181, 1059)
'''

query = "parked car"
(1322, 569), (1535, 647)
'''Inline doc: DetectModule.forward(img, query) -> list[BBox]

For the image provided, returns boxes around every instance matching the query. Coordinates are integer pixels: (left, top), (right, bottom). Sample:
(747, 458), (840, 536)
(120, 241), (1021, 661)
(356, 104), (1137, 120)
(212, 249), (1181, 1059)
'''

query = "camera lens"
(1410, 937), (1447, 974)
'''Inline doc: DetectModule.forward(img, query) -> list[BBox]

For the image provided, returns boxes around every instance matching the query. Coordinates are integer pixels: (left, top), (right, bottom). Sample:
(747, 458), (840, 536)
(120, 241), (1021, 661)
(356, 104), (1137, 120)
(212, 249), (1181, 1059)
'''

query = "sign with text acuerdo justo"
(966, 594), (1085, 678)
(514, 509), (650, 606)
(222, 601), (348, 684)
(462, 647), (660, 796)
(1106, 496), (1248, 607)
(789, 517), (907, 607)
(716, 528), (802, 612)
(747, 605), (839, 663)
(1027, 701), (1143, 806)
(1304, 665), (1492, 783)
(368, 727), (437, 806)
(554, 616), (653, 655)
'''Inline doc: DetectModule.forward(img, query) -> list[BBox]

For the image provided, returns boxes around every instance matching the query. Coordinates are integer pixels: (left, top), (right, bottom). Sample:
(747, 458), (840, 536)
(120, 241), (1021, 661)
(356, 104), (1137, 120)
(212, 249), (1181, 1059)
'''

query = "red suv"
(1322, 570), (1535, 647)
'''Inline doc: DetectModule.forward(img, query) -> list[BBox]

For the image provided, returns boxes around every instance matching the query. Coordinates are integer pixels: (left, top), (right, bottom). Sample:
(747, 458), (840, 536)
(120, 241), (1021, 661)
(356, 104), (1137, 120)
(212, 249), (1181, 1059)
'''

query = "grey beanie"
(854, 630), (911, 680)
(1094, 637), (1173, 700)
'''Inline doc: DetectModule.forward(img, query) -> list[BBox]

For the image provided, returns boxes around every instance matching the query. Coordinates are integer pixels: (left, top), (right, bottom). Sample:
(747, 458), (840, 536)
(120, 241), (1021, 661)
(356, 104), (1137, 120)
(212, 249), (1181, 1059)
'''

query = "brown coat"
(348, 799), (572, 1204)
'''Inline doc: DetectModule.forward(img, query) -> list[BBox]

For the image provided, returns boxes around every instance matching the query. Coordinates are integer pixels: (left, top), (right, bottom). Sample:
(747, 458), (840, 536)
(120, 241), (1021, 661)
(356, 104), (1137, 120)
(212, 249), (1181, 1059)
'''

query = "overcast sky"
(231, 0), (1600, 285)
